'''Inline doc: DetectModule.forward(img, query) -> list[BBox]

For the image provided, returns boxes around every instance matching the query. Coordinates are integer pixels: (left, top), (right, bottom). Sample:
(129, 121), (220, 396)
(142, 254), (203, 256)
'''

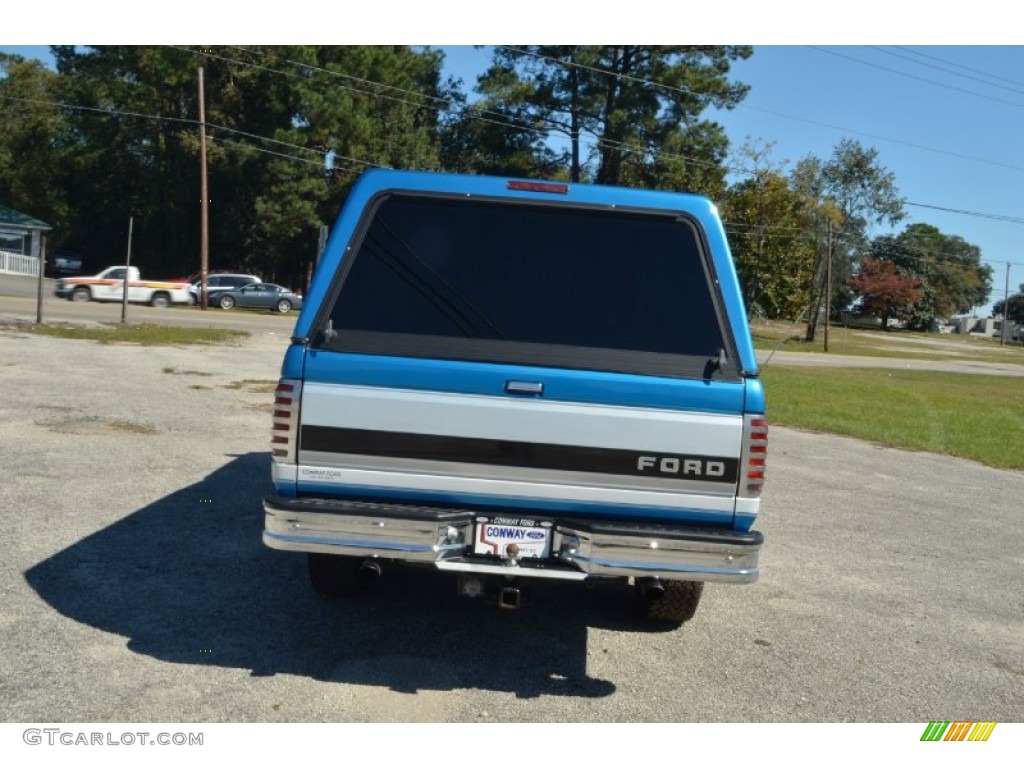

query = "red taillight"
(271, 379), (300, 463)
(274, 382), (294, 405)
(741, 416), (768, 497)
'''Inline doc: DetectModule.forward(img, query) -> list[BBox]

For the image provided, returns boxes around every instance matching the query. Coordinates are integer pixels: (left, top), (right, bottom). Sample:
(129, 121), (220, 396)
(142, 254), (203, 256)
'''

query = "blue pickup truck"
(262, 169), (766, 625)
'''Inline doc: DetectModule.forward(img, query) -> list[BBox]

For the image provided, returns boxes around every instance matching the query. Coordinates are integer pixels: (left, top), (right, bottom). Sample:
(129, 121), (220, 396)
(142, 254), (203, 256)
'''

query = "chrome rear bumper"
(263, 495), (761, 584)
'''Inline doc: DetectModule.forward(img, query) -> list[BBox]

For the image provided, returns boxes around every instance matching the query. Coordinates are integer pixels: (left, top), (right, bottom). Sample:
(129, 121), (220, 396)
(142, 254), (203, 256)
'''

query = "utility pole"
(35, 233), (46, 324)
(307, 224), (328, 297)
(198, 66), (210, 310)
(317, 225), (328, 264)
(824, 220), (833, 352)
(121, 216), (133, 324)
(1000, 262), (1010, 347)
(804, 221), (831, 343)
(568, 50), (581, 183)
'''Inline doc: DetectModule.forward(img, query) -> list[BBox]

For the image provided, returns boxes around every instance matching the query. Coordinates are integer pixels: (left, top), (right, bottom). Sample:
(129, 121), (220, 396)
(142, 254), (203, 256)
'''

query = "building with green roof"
(0, 204), (52, 277)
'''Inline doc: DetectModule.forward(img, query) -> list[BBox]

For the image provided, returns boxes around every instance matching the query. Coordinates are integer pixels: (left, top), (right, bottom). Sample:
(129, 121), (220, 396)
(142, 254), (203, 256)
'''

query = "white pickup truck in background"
(54, 266), (192, 307)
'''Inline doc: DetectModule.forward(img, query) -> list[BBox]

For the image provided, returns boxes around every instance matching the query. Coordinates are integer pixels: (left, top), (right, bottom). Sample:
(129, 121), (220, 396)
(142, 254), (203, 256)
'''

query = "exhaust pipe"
(359, 559), (383, 582)
(637, 576), (665, 602)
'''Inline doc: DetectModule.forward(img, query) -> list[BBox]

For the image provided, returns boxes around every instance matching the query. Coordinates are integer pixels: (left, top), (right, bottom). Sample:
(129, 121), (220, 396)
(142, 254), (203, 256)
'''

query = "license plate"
(473, 516), (552, 559)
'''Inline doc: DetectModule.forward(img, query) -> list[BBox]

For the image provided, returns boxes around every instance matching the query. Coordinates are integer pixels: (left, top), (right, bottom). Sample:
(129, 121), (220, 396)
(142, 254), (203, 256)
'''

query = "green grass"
(23, 323), (249, 346)
(761, 366), (1024, 470)
(751, 320), (1023, 364)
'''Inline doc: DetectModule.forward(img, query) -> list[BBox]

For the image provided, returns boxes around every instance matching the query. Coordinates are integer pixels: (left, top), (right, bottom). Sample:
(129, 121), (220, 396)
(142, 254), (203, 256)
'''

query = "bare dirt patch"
(162, 367), (215, 376)
(36, 416), (158, 436)
(222, 379), (277, 394)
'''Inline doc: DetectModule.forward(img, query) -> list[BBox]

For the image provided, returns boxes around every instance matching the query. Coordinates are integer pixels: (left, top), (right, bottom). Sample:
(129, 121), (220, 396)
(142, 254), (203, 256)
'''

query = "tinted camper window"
(324, 194), (732, 378)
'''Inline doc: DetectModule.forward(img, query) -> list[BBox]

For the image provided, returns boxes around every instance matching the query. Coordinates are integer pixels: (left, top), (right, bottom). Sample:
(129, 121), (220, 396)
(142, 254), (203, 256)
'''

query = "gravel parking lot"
(1, 327), (1022, 723)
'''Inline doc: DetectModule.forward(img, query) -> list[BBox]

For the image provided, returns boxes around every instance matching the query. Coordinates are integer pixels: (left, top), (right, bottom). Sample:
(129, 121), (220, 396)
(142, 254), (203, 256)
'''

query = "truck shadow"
(22, 453), (678, 700)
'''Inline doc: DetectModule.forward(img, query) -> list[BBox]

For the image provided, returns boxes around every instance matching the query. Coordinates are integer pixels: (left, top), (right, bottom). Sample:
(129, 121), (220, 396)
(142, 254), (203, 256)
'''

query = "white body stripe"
(301, 383), (742, 455)
(295, 464), (737, 514)
(300, 450), (736, 496)
(735, 497), (760, 517)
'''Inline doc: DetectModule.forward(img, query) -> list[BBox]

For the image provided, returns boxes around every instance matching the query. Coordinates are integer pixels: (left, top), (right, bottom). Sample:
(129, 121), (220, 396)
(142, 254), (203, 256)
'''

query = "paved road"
(5, 274), (1023, 376)
(1, 329), (1021, 722)
(0, 274), (299, 335)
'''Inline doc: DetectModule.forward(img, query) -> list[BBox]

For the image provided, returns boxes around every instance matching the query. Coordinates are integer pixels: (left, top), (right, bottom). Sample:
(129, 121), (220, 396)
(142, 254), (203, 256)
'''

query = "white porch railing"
(0, 250), (41, 277)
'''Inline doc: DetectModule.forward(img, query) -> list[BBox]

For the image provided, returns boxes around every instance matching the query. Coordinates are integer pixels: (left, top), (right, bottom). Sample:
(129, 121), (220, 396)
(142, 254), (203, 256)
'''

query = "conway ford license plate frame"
(473, 516), (553, 560)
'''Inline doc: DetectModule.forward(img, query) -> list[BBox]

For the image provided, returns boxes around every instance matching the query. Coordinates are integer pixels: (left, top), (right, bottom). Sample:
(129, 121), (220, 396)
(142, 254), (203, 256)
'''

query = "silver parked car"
(216, 283), (303, 313)
(190, 273), (261, 305)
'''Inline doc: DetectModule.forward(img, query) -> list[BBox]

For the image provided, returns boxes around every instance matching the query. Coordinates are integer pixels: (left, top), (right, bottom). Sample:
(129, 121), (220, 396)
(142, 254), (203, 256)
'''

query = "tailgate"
(295, 353), (744, 526)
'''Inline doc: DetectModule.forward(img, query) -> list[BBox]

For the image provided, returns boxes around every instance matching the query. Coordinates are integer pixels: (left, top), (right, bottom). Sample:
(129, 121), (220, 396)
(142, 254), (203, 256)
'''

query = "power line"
(9, 89), (1024, 258)
(906, 201), (1024, 225)
(862, 242), (1023, 270)
(174, 43), (1024, 186)
(186, 45), (740, 178)
(8, 89), (1024, 243)
(2, 93), (199, 127)
(725, 216), (1024, 271)
(6, 49), (1024, 255)
(808, 46), (1024, 111)
(214, 137), (374, 177)
(891, 46), (1024, 90)
(870, 46), (1024, 96)
(222, 45), (458, 112)
(9, 44), (1024, 180)
(501, 45), (1024, 176)
(214, 45), (572, 151)
(1, 93), (347, 169)
(175, 46), (451, 118)
(203, 44), (568, 148)
(16, 44), (1024, 185)
(178, 47), (563, 158)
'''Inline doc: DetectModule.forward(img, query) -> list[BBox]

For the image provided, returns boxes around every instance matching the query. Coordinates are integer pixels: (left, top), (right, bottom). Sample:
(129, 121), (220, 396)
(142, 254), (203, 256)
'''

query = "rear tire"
(150, 292), (170, 308)
(634, 579), (703, 626)
(71, 286), (91, 302)
(218, 295), (235, 310)
(307, 553), (368, 597)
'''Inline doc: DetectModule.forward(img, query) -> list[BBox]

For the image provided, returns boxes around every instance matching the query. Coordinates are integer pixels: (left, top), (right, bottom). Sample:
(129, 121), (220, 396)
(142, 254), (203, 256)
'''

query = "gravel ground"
(1, 328), (1022, 723)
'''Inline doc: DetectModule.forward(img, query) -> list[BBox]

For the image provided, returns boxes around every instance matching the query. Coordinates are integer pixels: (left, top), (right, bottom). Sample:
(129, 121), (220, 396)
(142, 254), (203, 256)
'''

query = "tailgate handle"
(505, 380), (544, 396)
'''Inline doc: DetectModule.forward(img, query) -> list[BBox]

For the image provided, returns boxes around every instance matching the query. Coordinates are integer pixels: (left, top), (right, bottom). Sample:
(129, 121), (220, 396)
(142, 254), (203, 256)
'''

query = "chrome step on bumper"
(263, 495), (762, 584)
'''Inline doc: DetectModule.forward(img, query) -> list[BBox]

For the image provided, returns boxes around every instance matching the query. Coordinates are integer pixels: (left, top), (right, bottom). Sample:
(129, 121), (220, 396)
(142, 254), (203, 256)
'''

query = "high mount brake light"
(506, 180), (569, 194)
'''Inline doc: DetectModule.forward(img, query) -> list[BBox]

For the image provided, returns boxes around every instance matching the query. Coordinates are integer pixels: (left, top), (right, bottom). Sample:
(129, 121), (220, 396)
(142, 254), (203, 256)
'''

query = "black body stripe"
(301, 426), (738, 483)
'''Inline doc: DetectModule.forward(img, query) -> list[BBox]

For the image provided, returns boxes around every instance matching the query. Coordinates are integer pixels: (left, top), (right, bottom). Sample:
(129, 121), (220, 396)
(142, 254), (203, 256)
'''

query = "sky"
(3, 23), (1023, 317)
